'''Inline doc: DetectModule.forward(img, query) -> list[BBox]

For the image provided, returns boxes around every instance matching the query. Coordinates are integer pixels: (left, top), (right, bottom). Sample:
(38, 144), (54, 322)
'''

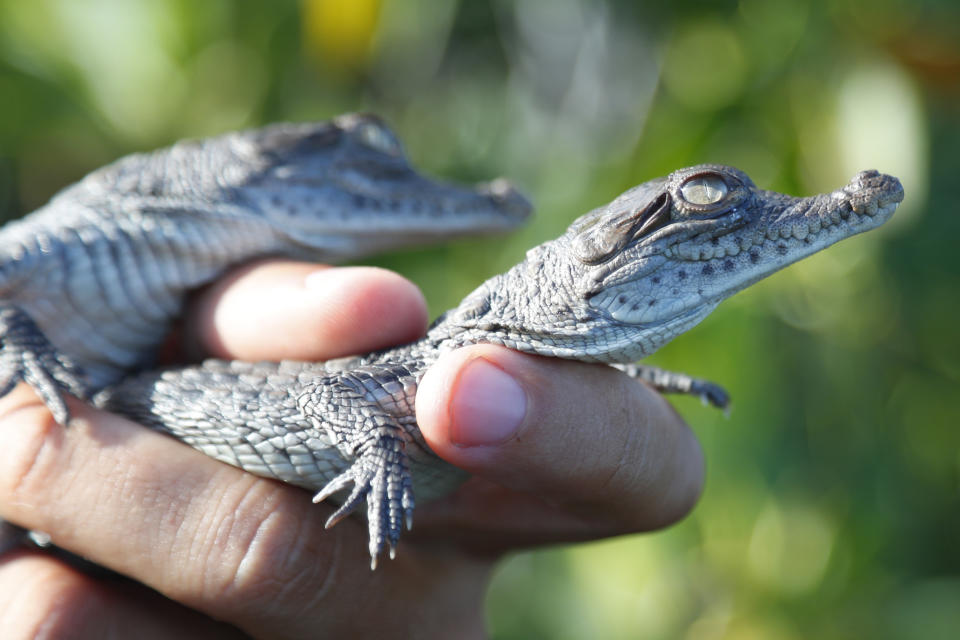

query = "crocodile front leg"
(615, 363), (730, 409)
(0, 305), (88, 423)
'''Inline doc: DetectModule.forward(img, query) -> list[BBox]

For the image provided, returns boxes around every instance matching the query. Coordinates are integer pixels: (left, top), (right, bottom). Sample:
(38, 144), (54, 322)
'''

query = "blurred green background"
(1, 0), (957, 637)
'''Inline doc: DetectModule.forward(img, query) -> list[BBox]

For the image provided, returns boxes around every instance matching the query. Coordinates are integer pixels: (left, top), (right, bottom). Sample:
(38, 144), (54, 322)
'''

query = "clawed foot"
(689, 379), (731, 410)
(312, 436), (414, 569)
(616, 363), (731, 410)
(0, 306), (86, 424)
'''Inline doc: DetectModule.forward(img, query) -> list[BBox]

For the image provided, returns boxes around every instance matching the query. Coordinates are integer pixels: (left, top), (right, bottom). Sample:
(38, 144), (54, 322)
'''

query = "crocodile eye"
(356, 122), (402, 156)
(680, 174), (728, 206)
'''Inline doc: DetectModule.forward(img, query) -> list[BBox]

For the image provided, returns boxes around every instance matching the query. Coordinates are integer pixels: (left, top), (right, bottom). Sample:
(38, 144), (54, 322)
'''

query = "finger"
(416, 345), (704, 538)
(0, 550), (241, 638)
(0, 388), (349, 634)
(0, 390), (482, 637)
(181, 260), (428, 361)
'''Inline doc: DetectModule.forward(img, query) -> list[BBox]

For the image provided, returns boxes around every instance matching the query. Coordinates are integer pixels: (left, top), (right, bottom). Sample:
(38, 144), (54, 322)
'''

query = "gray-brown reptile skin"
(0, 113), (531, 424)
(95, 163), (903, 567)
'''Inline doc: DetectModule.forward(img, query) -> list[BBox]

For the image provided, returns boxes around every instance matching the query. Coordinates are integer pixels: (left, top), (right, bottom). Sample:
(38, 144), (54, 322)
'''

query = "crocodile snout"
(480, 178), (533, 220)
(846, 170), (904, 215)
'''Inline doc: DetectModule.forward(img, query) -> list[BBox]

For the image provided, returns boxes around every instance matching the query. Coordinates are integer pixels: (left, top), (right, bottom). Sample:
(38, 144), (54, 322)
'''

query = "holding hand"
(0, 260), (703, 639)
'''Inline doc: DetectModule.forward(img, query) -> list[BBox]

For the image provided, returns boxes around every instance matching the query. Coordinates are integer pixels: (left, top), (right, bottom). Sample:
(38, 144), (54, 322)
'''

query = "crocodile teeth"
(677, 243), (702, 260)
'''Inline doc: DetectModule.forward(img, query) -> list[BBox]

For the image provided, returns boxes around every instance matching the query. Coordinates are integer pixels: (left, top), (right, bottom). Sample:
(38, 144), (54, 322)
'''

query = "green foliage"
(2, 0), (957, 637)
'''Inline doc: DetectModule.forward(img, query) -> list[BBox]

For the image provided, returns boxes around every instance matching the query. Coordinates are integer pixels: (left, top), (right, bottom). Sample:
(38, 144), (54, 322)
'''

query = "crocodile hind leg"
(615, 363), (730, 410)
(312, 427), (415, 570)
(0, 304), (87, 424)
(98, 359), (427, 570)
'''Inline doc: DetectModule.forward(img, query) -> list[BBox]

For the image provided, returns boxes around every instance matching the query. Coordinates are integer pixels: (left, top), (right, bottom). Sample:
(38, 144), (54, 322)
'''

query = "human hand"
(0, 260), (703, 639)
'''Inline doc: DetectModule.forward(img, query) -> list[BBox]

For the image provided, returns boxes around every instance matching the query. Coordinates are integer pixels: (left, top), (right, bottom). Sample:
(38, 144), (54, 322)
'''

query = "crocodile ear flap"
(571, 194), (671, 264)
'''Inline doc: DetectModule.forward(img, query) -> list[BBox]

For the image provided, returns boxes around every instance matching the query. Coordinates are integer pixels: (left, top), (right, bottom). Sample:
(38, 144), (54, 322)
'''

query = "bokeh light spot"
(836, 61), (928, 226)
(302, 0), (381, 72)
(748, 499), (836, 595)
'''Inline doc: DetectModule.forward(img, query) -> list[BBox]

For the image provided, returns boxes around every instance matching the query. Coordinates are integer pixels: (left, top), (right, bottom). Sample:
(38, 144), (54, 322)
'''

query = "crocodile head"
(225, 113), (532, 256)
(82, 114), (531, 260)
(442, 164), (903, 363)
(571, 164), (903, 359)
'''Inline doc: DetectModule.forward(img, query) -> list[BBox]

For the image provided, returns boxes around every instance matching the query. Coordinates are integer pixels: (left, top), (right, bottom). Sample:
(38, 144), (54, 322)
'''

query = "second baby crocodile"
(0, 113), (531, 424)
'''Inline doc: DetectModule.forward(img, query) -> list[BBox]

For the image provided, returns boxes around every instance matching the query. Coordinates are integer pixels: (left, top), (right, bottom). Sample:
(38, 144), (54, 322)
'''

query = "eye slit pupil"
(680, 174), (728, 205)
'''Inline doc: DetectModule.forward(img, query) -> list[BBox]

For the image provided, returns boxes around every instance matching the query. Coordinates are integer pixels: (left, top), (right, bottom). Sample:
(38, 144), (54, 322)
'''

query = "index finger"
(179, 260), (429, 362)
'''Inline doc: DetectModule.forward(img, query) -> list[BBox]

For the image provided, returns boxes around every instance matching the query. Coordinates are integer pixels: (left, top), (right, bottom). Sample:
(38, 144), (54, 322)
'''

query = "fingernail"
(449, 358), (527, 447)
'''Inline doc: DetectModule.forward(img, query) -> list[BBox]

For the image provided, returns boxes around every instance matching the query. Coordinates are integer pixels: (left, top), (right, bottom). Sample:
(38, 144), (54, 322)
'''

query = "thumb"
(416, 344), (704, 532)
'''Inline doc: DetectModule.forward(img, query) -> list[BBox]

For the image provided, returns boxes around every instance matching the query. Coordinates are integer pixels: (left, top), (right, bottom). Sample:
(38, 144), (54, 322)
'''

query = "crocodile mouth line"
(635, 197), (902, 329)
(666, 198), (900, 264)
(764, 198), (899, 249)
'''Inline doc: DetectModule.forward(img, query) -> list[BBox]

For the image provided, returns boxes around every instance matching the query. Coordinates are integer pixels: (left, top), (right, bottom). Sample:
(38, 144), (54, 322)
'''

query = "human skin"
(0, 260), (704, 639)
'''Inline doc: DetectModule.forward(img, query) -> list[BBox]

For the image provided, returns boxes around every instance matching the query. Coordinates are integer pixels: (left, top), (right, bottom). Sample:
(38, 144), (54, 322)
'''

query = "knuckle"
(183, 481), (339, 618)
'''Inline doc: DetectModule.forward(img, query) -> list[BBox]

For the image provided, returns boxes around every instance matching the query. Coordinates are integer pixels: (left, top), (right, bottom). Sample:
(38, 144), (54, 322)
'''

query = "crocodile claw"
(0, 305), (87, 424)
(312, 435), (415, 568)
(690, 380), (731, 410)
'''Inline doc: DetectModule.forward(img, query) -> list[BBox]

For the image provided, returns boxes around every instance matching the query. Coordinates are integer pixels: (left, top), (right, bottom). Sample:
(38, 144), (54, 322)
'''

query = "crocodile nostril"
(847, 172), (904, 204)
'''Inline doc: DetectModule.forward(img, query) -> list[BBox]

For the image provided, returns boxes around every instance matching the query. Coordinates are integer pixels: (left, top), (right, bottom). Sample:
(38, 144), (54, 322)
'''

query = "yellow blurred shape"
(301, 0), (381, 71)
(692, 615), (802, 640)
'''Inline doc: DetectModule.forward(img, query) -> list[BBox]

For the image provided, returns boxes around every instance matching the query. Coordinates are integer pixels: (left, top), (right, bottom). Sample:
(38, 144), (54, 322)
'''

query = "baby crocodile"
(96, 164), (903, 567)
(0, 113), (531, 424)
